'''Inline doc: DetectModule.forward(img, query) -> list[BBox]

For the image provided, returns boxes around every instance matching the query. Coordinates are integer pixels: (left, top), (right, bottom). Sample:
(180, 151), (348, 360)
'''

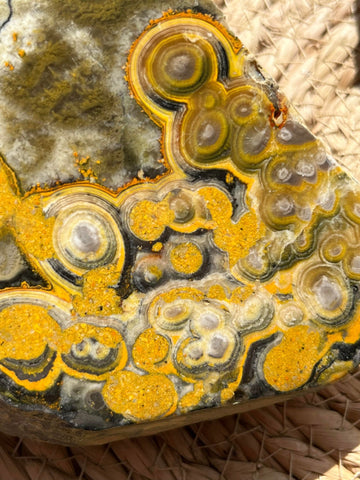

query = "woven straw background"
(1, 1), (360, 479)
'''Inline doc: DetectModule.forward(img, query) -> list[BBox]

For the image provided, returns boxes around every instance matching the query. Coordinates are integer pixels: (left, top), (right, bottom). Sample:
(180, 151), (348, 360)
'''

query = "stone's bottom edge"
(0, 381), (340, 446)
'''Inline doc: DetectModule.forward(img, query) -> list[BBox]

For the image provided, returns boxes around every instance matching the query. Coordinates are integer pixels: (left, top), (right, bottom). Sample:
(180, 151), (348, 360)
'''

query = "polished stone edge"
(0, 381), (339, 446)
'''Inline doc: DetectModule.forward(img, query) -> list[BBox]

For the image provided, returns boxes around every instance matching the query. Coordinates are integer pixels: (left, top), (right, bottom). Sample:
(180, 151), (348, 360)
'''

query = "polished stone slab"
(0, 0), (359, 445)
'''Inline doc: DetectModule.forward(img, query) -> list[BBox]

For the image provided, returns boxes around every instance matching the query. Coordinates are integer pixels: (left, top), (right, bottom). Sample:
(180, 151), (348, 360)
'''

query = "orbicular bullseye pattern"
(0, 10), (359, 432)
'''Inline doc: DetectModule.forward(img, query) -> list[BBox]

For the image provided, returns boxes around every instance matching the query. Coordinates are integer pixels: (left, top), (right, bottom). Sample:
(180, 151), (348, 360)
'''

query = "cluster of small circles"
(266, 153), (323, 189)
(338, 193), (360, 281)
(180, 82), (274, 169)
(125, 183), (209, 243)
(52, 321), (126, 380)
(133, 239), (207, 292)
(321, 231), (360, 282)
(129, 15), (345, 294)
(137, 21), (272, 169)
(178, 304), (238, 374)
(147, 293), (239, 377)
(60, 322), (126, 378)
(0, 297), (126, 388)
(133, 17), (321, 182)
(233, 150), (337, 282)
(123, 182), (227, 292)
(260, 149), (334, 230)
(65, 337), (117, 375)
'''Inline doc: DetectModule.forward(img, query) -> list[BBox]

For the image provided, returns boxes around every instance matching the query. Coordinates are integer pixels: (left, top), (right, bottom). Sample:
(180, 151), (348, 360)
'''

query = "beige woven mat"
(1, 1), (360, 479)
(222, 0), (360, 179)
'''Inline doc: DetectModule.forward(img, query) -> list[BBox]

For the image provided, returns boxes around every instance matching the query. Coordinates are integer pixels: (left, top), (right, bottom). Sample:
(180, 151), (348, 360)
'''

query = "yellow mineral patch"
(129, 199), (175, 241)
(220, 387), (235, 403)
(4, 61), (14, 71)
(151, 287), (204, 308)
(169, 242), (203, 275)
(215, 211), (266, 267)
(60, 323), (123, 352)
(207, 284), (228, 300)
(263, 326), (322, 391)
(198, 186), (232, 220)
(0, 159), (18, 222)
(152, 241), (163, 252)
(179, 382), (205, 411)
(72, 264), (123, 316)
(102, 371), (177, 421)
(0, 304), (61, 360)
(14, 196), (56, 261)
(132, 329), (174, 374)
(199, 186), (266, 267)
(230, 285), (254, 303)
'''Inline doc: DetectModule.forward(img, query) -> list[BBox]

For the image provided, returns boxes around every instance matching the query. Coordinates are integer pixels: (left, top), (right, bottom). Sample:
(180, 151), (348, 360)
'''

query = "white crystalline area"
(313, 275), (343, 312)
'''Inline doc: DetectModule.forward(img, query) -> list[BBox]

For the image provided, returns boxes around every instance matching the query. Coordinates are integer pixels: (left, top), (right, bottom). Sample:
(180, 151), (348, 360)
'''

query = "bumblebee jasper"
(0, 3), (359, 445)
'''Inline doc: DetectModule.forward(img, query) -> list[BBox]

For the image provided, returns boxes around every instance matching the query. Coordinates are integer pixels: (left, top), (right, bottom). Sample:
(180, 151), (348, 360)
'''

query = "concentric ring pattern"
(0, 10), (359, 431)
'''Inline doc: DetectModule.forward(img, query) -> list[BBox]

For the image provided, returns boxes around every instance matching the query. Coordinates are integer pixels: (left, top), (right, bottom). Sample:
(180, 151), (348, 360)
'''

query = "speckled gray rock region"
(0, 0), (220, 191)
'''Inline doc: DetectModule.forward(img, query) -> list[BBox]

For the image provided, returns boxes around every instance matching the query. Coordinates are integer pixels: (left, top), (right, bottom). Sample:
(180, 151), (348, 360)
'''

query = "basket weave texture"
(1, 1), (360, 479)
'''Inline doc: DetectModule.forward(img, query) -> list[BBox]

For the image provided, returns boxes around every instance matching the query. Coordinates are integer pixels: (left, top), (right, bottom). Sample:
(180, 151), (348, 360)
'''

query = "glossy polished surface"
(0, 9), (359, 440)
